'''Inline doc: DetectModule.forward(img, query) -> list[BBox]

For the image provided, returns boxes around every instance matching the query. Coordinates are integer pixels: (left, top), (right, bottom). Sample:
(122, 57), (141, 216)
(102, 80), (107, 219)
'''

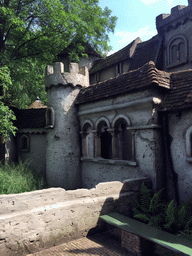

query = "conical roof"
(27, 97), (47, 109)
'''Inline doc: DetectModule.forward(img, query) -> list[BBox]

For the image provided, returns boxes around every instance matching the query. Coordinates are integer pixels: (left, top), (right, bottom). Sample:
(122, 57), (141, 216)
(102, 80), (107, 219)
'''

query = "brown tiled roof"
(89, 37), (141, 74)
(76, 61), (170, 105)
(130, 35), (161, 71)
(27, 97), (47, 109)
(14, 109), (46, 129)
(161, 69), (192, 111)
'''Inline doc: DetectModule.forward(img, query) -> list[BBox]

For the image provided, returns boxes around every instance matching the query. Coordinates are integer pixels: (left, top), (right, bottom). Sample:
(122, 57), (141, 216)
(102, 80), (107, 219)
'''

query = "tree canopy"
(0, 0), (117, 107)
(0, 0), (117, 138)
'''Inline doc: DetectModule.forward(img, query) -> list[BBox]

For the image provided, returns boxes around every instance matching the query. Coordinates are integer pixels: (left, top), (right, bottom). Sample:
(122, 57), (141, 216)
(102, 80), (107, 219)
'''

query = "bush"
(131, 183), (192, 240)
(0, 160), (48, 194)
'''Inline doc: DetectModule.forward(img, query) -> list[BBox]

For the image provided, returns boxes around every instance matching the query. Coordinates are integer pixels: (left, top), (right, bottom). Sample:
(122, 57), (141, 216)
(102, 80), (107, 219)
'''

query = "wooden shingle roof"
(76, 61), (170, 105)
(89, 37), (141, 74)
(130, 35), (162, 71)
(162, 69), (192, 111)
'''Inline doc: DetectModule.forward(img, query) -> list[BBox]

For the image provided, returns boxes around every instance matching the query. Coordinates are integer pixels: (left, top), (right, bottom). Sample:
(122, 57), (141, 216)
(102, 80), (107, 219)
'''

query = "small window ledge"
(45, 125), (54, 129)
(186, 157), (192, 163)
(81, 157), (137, 166)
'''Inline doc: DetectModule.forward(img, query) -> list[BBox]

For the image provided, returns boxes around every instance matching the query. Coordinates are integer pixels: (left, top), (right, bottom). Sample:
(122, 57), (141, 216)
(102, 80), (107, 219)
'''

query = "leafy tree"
(0, 0), (117, 108)
(0, 66), (17, 140)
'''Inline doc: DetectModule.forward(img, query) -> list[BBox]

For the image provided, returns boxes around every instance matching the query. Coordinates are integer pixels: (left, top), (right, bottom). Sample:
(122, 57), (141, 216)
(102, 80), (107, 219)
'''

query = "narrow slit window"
(20, 135), (30, 152)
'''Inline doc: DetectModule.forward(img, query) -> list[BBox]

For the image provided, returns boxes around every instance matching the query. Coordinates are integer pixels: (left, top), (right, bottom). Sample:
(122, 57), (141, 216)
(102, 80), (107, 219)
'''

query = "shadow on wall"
(87, 177), (152, 237)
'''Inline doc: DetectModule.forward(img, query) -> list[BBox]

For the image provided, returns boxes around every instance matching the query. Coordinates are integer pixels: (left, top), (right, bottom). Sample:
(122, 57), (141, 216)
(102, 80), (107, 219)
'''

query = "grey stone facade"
(8, 1), (192, 203)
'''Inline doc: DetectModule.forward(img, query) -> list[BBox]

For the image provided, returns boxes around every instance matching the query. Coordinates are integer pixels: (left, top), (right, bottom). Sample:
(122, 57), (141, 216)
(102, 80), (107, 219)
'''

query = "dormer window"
(167, 35), (188, 68)
(116, 62), (123, 75)
(96, 72), (100, 83)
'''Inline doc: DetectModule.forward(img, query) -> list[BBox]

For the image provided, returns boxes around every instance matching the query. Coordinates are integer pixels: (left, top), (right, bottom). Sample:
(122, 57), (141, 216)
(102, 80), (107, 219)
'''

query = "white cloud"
(140, 0), (158, 5)
(111, 25), (157, 51)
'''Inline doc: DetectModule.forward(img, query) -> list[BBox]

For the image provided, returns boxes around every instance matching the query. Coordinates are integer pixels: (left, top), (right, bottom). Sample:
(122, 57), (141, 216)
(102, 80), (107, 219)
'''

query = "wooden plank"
(100, 212), (192, 255)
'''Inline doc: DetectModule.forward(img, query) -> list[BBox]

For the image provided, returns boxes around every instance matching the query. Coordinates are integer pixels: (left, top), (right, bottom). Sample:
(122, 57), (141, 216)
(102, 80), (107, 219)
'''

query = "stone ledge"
(81, 157), (137, 166)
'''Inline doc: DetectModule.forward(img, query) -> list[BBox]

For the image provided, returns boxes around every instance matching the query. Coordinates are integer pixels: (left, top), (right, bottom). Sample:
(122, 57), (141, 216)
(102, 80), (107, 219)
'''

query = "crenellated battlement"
(45, 62), (89, 90)
(156, 1), (192, 32)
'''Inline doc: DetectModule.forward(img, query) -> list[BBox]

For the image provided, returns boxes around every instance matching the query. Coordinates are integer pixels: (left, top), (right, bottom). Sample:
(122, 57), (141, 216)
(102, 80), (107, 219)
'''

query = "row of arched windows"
(81, 115), (134, 161)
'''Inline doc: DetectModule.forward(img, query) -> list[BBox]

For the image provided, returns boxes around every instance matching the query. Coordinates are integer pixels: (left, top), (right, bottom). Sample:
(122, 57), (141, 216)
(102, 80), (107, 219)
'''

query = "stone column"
(80, 132), (87, 157)
(129, 129), (136, 161)
(110, 129), (119, 159)
(93, 130), (101, 158)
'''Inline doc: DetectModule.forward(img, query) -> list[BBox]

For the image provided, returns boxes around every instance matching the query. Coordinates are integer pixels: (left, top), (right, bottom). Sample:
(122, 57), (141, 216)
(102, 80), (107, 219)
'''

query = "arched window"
(168, 35), (188, 68)
(82, 122), (94, 157)
(97, 120), (112, 159)
(186, 126), (192, 162)
(20, 135), (30, 152)
(46, 107), (55, 128)
(114, 118), (132, 161)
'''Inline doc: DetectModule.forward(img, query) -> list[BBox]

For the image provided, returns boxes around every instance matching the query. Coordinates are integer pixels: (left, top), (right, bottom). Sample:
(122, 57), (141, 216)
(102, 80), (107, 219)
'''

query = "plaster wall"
(79, 55), (101, 71)
(0, 178), (152, 256)
(90, 60), (131, 85)
(46, 86), (81, 189)
(78, 90), (164, 190)
(100, 65), (116, 82)
(168, 110), (192, 202)
(17, 132), (46, 175)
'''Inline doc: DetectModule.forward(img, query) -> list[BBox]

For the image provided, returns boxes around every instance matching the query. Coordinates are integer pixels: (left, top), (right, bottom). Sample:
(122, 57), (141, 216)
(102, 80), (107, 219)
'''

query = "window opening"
(97, 120), (112, 159)
(115, 118), (132, 161)
(100, 128), (112, 159)
(46, 107), (55, 128)
(20, 135), (29, 152)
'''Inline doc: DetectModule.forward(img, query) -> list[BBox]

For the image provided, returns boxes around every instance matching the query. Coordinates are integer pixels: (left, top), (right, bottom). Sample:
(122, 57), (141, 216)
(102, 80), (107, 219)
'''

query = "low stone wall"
(0, 177), (151, 256)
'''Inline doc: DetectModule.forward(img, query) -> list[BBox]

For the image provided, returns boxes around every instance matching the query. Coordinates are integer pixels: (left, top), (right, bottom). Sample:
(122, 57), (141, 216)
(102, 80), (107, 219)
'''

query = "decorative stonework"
(167, 35), (188, 68)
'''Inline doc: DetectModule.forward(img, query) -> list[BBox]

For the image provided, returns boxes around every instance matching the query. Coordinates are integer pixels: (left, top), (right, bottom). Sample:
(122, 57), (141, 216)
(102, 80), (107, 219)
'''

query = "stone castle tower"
(45, 62), (89, 189)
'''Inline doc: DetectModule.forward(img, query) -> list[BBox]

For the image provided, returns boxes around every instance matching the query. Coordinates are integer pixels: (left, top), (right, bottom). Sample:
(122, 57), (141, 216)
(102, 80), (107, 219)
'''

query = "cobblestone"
(27, 232), (185, 256)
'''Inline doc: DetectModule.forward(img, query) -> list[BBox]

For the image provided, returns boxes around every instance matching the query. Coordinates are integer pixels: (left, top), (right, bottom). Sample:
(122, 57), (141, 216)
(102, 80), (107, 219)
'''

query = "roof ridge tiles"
(76, 62), (170, 105)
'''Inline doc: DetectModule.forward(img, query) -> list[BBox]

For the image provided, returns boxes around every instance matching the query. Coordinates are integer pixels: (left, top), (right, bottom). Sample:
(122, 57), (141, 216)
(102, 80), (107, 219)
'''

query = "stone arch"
(96, 117), (111, 131)
(82, 119), (94, 131)
(113, 115), (132, 161)
(20, 134), (30, 152)
(96, 117), (112, 159)
(167, 34), (188, 67)
(112, 114), (131, 128)
(81, 120), (94, 158)
(186, 126), (192, 158)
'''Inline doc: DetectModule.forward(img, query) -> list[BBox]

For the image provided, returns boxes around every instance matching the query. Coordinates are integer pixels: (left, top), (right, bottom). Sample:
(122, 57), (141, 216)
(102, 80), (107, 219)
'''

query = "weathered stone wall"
(78, 90), (164, 191)
(17, 132), (47, 175)
(0, 178), (151, 256)
(45, 62), (89, 189)
(168, 110), (192, 202)
(46, 86), (81, 189)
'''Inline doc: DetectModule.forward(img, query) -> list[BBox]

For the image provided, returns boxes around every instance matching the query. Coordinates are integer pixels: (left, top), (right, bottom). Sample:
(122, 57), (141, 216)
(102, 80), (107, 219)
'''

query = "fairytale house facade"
(6, 1), (192, 203)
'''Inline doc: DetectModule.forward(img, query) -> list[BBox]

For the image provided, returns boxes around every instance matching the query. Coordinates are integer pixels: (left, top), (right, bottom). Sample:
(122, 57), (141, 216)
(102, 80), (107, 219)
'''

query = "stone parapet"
(45, 62), (89, 90)
(0, 178), (151, 256)
(156, 3), (191, 32)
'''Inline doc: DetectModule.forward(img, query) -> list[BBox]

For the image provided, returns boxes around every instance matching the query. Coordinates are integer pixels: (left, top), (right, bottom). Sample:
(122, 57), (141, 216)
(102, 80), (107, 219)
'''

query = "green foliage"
(139, 182), (152, 214)
(134, 213), (149, 223)
(164, 200), (176, 232)
(131, 183), (192, 240)
(132, 183), (165, 229)
(0, 66), (17, 139)
(0, 0), (117, 109)
(0, 160), (47, 194)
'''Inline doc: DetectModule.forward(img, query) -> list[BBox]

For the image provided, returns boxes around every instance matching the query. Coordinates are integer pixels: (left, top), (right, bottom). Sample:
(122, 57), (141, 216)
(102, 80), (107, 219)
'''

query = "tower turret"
(45, 62), (89, 189)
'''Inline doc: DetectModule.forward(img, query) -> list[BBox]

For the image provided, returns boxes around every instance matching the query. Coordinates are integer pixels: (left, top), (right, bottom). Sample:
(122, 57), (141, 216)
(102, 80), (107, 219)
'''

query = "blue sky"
(99, 0), (188, 55)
